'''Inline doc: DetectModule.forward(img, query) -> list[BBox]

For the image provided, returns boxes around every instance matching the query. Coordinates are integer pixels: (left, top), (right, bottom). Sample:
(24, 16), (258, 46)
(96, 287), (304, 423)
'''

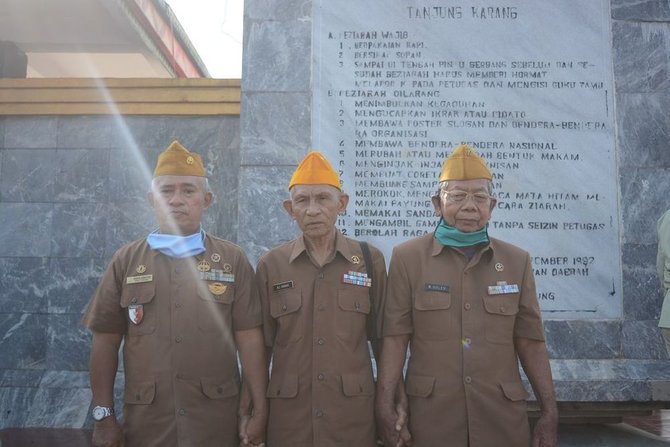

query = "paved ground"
(1, 413), (669, 446)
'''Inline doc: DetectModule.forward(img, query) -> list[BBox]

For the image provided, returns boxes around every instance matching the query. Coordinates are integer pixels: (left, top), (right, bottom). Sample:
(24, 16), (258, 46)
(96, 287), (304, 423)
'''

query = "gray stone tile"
(40, 370), (91, 389)
(622, 244), (664, 321)
(619, 169), (668, 245)
(0, 369), (44, 387)
(622, 320), (668, 360)
(47, 314), (91, 371)
(108, 145), (155, 203)
(242, 20), (311, 91)
(240, 92), (310, 165)
(57, 116), (116, 149)
(245, 0), (312, 20)
(55, 149), (110, 202)
(50, 203), (107, 258)
(0, 257), (49, 313)
(238, 166), (299, 265)
(613, 22), (670, 93)
(110, 115), (168, 151)
(612, 0), (670, 20)
(4, 117), (58, 149)
(24, 386), (91, 427)
(0, 149), (57, 202)
(0, 203), (53, 257)
(48, 257), (106, 315)
(0, 313), (46, 369)
(104, 201), (154, 257)
(616, 92), (670, 168)
(0, 387), (38, 428)
(163, 116), (238, 155)
(544, 320), (621, 359)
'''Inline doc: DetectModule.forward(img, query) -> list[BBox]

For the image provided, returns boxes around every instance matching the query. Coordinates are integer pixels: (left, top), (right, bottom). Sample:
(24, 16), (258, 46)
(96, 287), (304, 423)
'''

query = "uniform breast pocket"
(335, 288), (371, 346)
(120, 282), (157, 336)
(483, 293), (519, 344)
(413, 290), (451, 340)
(196, 282), (235, 332)
(269, 290), (303, 346)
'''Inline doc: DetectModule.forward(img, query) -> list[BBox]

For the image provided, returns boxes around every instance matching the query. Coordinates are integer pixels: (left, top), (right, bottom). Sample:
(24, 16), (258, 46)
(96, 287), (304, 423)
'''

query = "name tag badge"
(126, 274), (153, 284)
(273, 280), (294, 292)
(199, 270), (235, 282)
(487, 281), (519, 295)
(343, 271), (372, 287)
(424, 283), (450, 293)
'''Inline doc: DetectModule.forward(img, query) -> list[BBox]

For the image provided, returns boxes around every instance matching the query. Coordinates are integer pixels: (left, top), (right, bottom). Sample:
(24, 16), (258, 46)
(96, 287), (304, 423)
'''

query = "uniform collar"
(289, 230), (352, 264)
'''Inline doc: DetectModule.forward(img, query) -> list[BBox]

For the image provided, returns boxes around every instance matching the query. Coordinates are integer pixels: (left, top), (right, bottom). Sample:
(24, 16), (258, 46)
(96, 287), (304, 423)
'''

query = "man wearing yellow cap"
(376, 145), (557, 447)
(254, 151), (387, 446)
(83, 141), (268, 447)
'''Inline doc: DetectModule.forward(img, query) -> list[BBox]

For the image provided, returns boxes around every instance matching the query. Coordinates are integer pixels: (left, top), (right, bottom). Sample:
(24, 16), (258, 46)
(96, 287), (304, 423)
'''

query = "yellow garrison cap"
(288, 151), (342, 191)
(439, 144), (492, 182)
(153, 140), (206, 178)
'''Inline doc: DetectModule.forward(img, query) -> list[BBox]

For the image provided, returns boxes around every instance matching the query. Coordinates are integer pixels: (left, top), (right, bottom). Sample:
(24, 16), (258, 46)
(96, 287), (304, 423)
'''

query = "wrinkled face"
(148, 175), (212, 235)
(431, 179), (496, 233)
(284, 184), (348, 239)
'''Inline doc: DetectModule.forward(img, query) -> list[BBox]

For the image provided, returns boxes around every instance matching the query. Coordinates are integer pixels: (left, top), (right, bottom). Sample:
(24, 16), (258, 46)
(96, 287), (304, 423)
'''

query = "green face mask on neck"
(434, 218), (489, 247)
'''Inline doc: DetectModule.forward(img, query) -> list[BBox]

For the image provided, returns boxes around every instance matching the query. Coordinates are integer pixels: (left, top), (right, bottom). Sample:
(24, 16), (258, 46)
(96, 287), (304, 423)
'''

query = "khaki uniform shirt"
(383, 234), (545, 447)
(657, 210), (670, 327)
(256, 231), (386, 447)
(83, 234), (261, 447)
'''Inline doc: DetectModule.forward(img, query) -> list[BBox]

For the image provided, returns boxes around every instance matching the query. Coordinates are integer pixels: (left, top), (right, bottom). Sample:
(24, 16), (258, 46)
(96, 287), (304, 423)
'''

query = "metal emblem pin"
(211, 253), (221, 263)
(136, 265), (146, 274)
(351, 255), (361, 264)
(495, 262), (504, 272)
(186, 156), (194, 165)
(222, 263), (232, 273)
(208, 282), (227, 295)
(197, 260), (211, 272)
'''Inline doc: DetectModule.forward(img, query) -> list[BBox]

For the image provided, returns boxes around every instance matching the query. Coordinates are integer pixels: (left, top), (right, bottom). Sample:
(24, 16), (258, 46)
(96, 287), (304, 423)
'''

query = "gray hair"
(150, 177), (211, 193)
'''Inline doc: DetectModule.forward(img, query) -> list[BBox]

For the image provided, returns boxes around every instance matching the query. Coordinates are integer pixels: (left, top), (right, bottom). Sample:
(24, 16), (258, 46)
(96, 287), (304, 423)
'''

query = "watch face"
(93, 406), (109, 421)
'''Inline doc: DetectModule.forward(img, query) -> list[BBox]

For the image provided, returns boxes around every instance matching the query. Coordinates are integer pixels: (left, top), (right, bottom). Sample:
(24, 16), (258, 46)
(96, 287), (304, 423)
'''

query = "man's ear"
(338, 193), (349, 214)
(283, 199), (294, 217)
(488, 198), (497, 215)
(431, 195), (442, 217)
(203, 191), (213, 209)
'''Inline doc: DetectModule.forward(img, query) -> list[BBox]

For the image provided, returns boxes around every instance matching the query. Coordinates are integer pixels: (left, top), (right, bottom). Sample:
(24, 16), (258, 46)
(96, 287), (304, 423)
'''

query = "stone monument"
(241, 0), (670, 411)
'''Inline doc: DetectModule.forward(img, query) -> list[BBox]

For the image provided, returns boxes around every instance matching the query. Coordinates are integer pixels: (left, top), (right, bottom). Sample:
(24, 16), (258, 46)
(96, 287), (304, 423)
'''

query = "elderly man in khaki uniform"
(255, 151), (386, 447)
(376, 145), (558, 447)
(657, 209), (670, 356)
(83, 141), (268, 447)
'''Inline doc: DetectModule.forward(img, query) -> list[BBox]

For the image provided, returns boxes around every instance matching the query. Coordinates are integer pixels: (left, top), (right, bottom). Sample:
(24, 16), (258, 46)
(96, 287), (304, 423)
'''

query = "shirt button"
(317, 305), (325, 311)
(317, 338), (325, 346)
(464, 337), (472, 344)
(500, 306), (506, 313)
(317, 373), (325, 381)
(131, 297), (138, 304)
(175, 336), (182, 343)
(135, 394), (141, 401)
(175, 302), (182, 308)
(464, 303), (471, 310)
(282, 304), (287, 311)
(464, 376), (472, 384)
(174, 268), (180, 275)
(217, 386), (224, 394)
(316, 410), (324, 418)
(318, 273), (324, 279)
(178, 408), (186, 416)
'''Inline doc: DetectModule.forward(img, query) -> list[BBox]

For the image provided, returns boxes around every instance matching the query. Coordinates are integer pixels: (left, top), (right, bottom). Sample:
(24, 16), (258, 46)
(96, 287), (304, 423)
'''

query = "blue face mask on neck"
(434, 218), (489, 247)
(146, 228), (205, 258)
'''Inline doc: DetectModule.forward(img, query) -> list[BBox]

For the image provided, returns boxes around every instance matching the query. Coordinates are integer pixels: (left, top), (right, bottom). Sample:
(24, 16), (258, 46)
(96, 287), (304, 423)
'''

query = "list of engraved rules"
(313, 0), (621, 319)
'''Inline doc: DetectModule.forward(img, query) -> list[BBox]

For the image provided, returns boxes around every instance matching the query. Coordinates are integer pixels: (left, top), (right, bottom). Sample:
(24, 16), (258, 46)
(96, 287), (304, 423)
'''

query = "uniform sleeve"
(513, 253), (546, 341)
(382, 246), (414, 337)
(81, 252), (127, 334)
(231, 248), (263, 331)
(367, 245), (387, 341)
(256, 258), (276, 347)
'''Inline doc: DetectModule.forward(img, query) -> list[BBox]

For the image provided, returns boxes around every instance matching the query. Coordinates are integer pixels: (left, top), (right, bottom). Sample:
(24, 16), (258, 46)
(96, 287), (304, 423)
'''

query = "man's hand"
(92, 417), (123, 447)
(532, 411), (558, 447)
(239, 407), (267, 447)
(376, 389), (412, 447)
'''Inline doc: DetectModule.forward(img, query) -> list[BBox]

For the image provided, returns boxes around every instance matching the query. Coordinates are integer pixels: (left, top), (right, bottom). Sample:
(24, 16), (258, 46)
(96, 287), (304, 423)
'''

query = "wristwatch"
(92, 405), (115, 421)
